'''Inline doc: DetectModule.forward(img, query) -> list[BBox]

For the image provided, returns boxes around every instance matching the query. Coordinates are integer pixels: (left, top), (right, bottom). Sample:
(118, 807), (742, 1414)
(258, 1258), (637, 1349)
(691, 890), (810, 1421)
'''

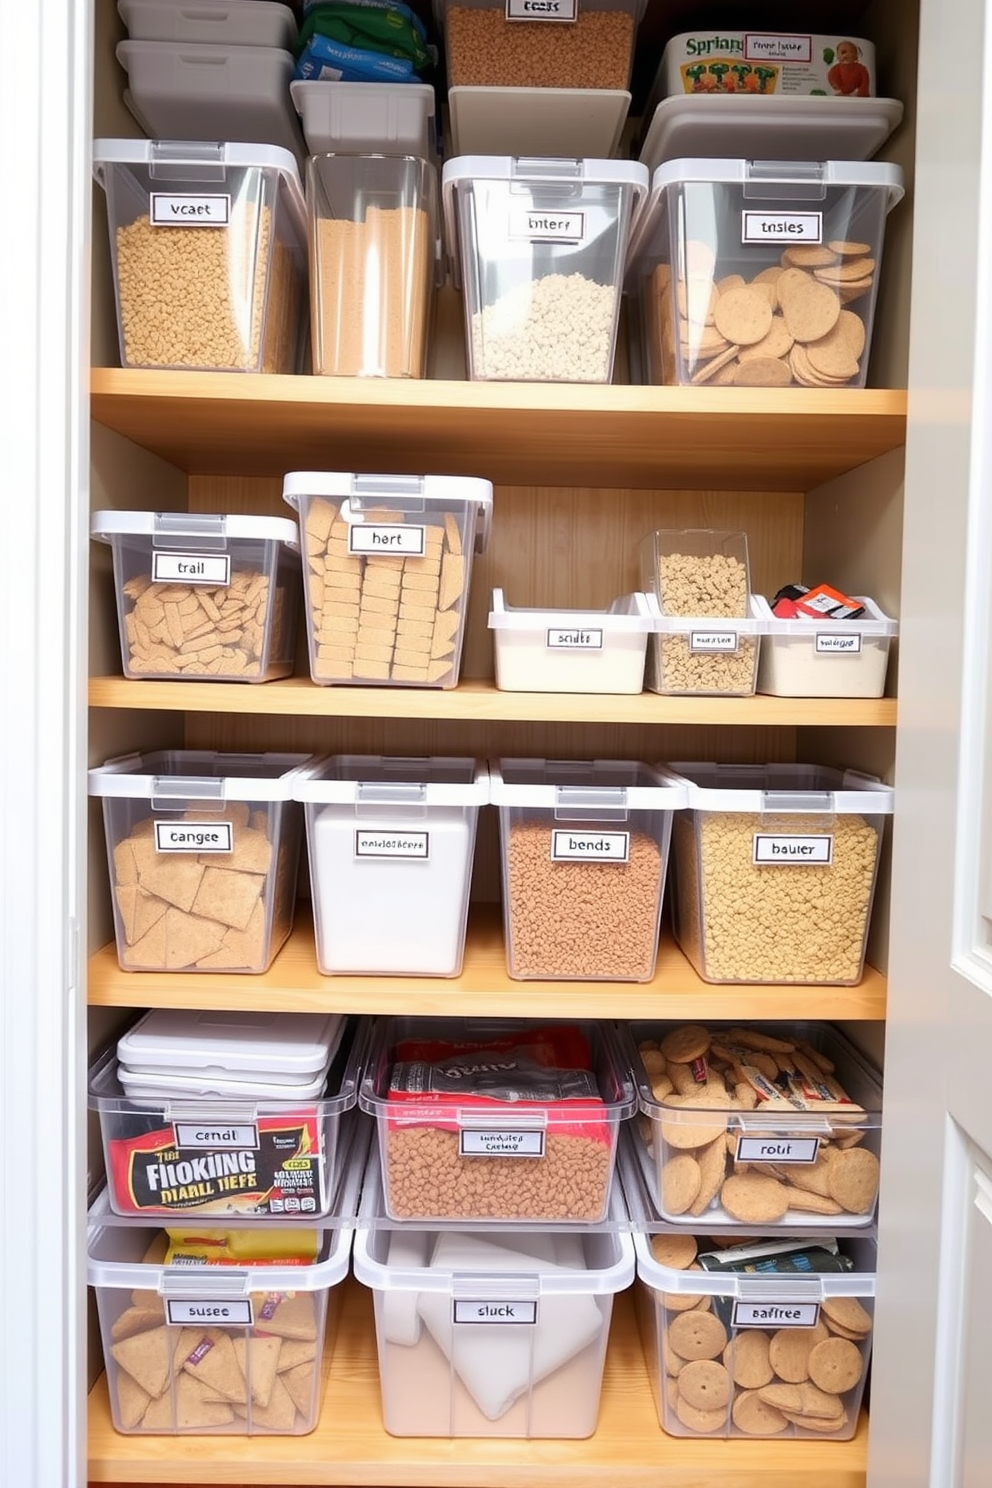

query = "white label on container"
(736, 1136), (820, 1164)
(508, 209), (586, 243)
(733, 1301), (821, 1329)
(742, 210), (823, 245)
(355, 829), (429, 860)
(150, 192), (230, 227)
(815, 632), (863, 654)
(753, 834), (833, 866)
(166, 1298), (254, 1327)
(743, 32), (813, 63)
(459, 1130), (546, 1158)
(453, 1299), (538, 1324)
(154, 821), (233, 854)
(348, 524), (425, 556)
(689, 630), (739, 653)
(151, 552), (231, 586)
(172, 1122), (260, 1150)
(505, 0), (577, 21)
(551, 830), (630, 862)
(546, 627), (604, 649)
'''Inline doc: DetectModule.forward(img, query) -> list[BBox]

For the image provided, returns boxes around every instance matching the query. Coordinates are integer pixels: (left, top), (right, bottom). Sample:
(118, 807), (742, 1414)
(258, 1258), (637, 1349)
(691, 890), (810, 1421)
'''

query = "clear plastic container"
(435, 0), (645, 91)
(490, 758), (685, 981)
(359, 1017), (636, 1223)
(91, 510), (301, 682)
(88, 750), (311, 974)
(442, 156), (648, 382)
(626, 1020), (883, 1228)
(664, 762), (894, 984)
(118, 0), (298, 48)
(352, 1142), (635, 1437)
(754, 594), (897, 698)
(282, 471), (493, 688)
(488, 589), (657, 693)
(296, 756), (489, 976)
(92, 139), (307, 373)
(291, 80), (436, 162)
(625, 158), (904, 388)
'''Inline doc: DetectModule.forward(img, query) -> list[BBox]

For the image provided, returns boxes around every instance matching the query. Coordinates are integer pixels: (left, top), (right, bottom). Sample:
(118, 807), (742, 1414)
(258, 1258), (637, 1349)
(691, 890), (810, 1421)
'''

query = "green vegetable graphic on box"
(709, 61), (731, 89)
(730, 63), (752, 88)
(753, 65), (777, 92)
(823, 47), (835, 63)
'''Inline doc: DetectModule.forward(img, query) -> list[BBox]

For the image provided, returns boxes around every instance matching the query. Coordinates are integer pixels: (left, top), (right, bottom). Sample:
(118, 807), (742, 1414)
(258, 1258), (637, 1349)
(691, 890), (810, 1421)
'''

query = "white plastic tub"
(291, 79), (435, 160)
(488, 589), (656, 693)
(754, 594), (897, 697)
(118, 0), (298, 48)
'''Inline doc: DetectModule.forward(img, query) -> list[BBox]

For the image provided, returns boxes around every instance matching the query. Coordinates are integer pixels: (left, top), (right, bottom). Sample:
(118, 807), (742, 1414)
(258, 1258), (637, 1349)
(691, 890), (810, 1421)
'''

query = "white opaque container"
(118, 0), (298, 48)
(488, 589), (657, 693)
(296, 756), (489, 976)
(291, 80), (436, 160)
(754, 594), (897, 697)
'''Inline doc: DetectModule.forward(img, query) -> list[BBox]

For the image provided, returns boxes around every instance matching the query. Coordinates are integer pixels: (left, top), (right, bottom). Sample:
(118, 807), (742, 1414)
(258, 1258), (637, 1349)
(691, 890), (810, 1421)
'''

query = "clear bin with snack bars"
(625, 1020), (883, 1230)
(754, 594), (898, 698)
(624, 158), (904, 388)
(488, 588), (658, 694)
(435, 0), (645, 91)
(89, 750), (312, 974)
(282, 471), (492, 687)
(358, 1017), (636, 1224)
(93, 139), (308, 373)
(91, 510), (301, 682)
(663, 762), (894, 984)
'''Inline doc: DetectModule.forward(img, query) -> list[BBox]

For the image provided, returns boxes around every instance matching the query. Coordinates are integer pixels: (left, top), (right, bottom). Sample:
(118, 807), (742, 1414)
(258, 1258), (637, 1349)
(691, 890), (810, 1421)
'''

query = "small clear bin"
(282, 471), (493, 688)
(488, 589), (657, 693)
(754, 595), (897, 698)
(491, 758), (685, 981)
(435, 0), (645, 91)
(93, 139), (307, 373)
(307, 154), (438, 379)
(664, 762), (894, 984)
(625, 158), (904, 388)
(358, 1017), (636, 1223)
(295, 755), (489, 976)
(89, 750), (312, 974)
(442, 156), (648, 382)
(352, 1142), (635, 1437)
(91, 510), (301, 682)
(626, 1019), (883, 1228)
(633, 1226), (875, 1440)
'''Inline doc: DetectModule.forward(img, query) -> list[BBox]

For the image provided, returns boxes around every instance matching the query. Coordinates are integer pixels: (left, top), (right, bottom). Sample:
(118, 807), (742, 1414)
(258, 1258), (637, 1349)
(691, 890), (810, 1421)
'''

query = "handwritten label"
(505, 0), (576, 20)
(453, 1299), (538, 1324)
(736, 1136), (820, 1164)
(753, 834), (833, 866)
(546, 628), (603, 649)
(459, 1130), (545, 1158)
(689, 630), (739, 653)
(150, 193), (230, 227)
(744, 33), (813, 63)
(815, 632), (863, 654)
(551, 830), (629, 862)
(154, 821), (233, 854)
(166, 1298), (254, 1327)
(355, 830), (429, 860)
(152, 552), (231, 586)
(733, 1301), (821, 1329)
(509, 209), (585, 242)
(348, 524), (425, 556)
(173, 1122), (260, 1150)
(742, 211), (823, 245)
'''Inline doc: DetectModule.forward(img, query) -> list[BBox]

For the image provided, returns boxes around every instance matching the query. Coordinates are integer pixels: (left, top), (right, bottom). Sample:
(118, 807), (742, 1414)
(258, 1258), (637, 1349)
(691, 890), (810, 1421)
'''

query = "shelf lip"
(89, 368), (907, 490)
(87, 676), (898, 727)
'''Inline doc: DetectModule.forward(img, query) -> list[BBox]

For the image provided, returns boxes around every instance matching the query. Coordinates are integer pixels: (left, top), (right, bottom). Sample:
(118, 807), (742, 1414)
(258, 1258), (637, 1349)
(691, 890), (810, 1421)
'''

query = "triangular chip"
(255, 1293), (316, 1341)
(111, 1325), (172, 1399)
(281, 1360), (316, 1419)
(206, 900), (267, 971)
(123, 914), (169, 969)
(114, 1369), (151, 1429)
(180, 1328), (248, 1403)
(137, 854), (205, 913)
(439, 552), (465, 611)
(233, 1334), (282, 1408)
(275, 1337), (317, 1372)
(223, 826), (272, 876)
(433, 609), (461, 642)
(237, 1371), (297, 1430)
(161, 908), (227, 970)
(113, 839), (139, 887)
(111, 1306), (166, 1343)
(115, 885), (169, 945)
(190, 867), (264, 932)
(426, 658), (453, 683)
(142, 1372), (235, 1430)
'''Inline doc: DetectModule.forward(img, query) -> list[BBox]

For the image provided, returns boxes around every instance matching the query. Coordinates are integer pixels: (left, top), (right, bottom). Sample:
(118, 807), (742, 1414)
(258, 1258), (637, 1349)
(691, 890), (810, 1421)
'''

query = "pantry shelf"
(85, 906), (887, 1019)
(90, 369), (907, 491)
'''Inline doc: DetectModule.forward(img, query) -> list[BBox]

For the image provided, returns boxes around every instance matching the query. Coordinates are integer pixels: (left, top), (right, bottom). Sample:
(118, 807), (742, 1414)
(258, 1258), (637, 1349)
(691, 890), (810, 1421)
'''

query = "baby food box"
(657, 31), (877, 98)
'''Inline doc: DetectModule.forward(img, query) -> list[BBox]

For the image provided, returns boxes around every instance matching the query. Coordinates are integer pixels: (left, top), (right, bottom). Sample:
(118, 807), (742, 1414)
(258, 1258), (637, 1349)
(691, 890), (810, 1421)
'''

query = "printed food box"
(659, 32), (876, 98)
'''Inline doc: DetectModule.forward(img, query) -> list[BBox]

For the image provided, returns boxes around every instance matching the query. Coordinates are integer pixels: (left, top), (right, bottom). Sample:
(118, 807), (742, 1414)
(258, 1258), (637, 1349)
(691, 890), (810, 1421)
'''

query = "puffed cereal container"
(93, 139), (308, 372)
(89, 750), (311, 973)
(358, 1017), (636, 1224)
(442, 156), (648, 382)
(754, 594), (898, 698)
(626, 1019), (883, 1229)
(435, 0), (645, 91)
(663, 762), (894, 984)
(624, 158), (904, 388)
(283, 471), (493, 687)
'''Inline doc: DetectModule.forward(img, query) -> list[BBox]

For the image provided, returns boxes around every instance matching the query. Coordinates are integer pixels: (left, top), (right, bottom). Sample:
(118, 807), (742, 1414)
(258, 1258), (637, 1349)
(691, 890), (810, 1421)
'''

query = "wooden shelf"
(90, 370), (906, 491)
(87, 1282), (868, 1486)
(86, 906), (887, 1019)
(88, 675), (898, 727)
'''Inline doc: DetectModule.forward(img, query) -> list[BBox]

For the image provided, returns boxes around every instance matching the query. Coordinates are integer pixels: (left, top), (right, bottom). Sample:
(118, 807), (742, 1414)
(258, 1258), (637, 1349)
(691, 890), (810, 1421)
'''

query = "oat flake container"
(664, 762), (894, 984)
(443, 156), (648, 382)
(93, 139), (307, 373)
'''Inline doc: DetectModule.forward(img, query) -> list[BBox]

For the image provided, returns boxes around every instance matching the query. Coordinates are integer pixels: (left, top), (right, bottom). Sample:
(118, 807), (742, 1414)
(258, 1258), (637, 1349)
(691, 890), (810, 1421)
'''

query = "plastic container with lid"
(291, 80), (436, 161)
(625, 158), (904, 389)
(442, 156), (648, 383)
(91, 509), (302, 682)
(435, 0), (645, 91)
(663, 762), (894, 984)
(115, 1008), (347, 1090)
(754, 594), (898, 698)
(93, 139), (308, 373)
(296, 756), (489, 977)
(359, 1017), (637, 1223)
(488, 589), (658, 693)
(118, 0), (298, 48)
(283, 471), (493, 688)
(89, 750), (312, 974)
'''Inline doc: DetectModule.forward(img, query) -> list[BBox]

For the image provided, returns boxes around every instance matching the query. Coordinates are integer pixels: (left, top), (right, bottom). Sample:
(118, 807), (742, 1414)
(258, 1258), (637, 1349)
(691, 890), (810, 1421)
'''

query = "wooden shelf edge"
(87, 1284), (869, 1487)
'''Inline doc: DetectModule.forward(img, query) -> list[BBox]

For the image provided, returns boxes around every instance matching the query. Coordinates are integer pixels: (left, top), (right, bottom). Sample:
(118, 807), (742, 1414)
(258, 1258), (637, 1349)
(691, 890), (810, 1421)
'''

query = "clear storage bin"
(283, 471), (493, 687)
(435, 0), (644, 91)
(89, 750), (311, 974)
(359, 1017), (636, 1223)
(91, 510), (301, 682)
(664, 763), (894, 984)
(625, 158), (904, 388)
(490, 758), (684, 980)
(93, 139), (307, 373)
(296, 756), (489, 976)
(754, 594), (897, 698)
(488, 589), (657, 693)
(442, 156), (648, 382)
